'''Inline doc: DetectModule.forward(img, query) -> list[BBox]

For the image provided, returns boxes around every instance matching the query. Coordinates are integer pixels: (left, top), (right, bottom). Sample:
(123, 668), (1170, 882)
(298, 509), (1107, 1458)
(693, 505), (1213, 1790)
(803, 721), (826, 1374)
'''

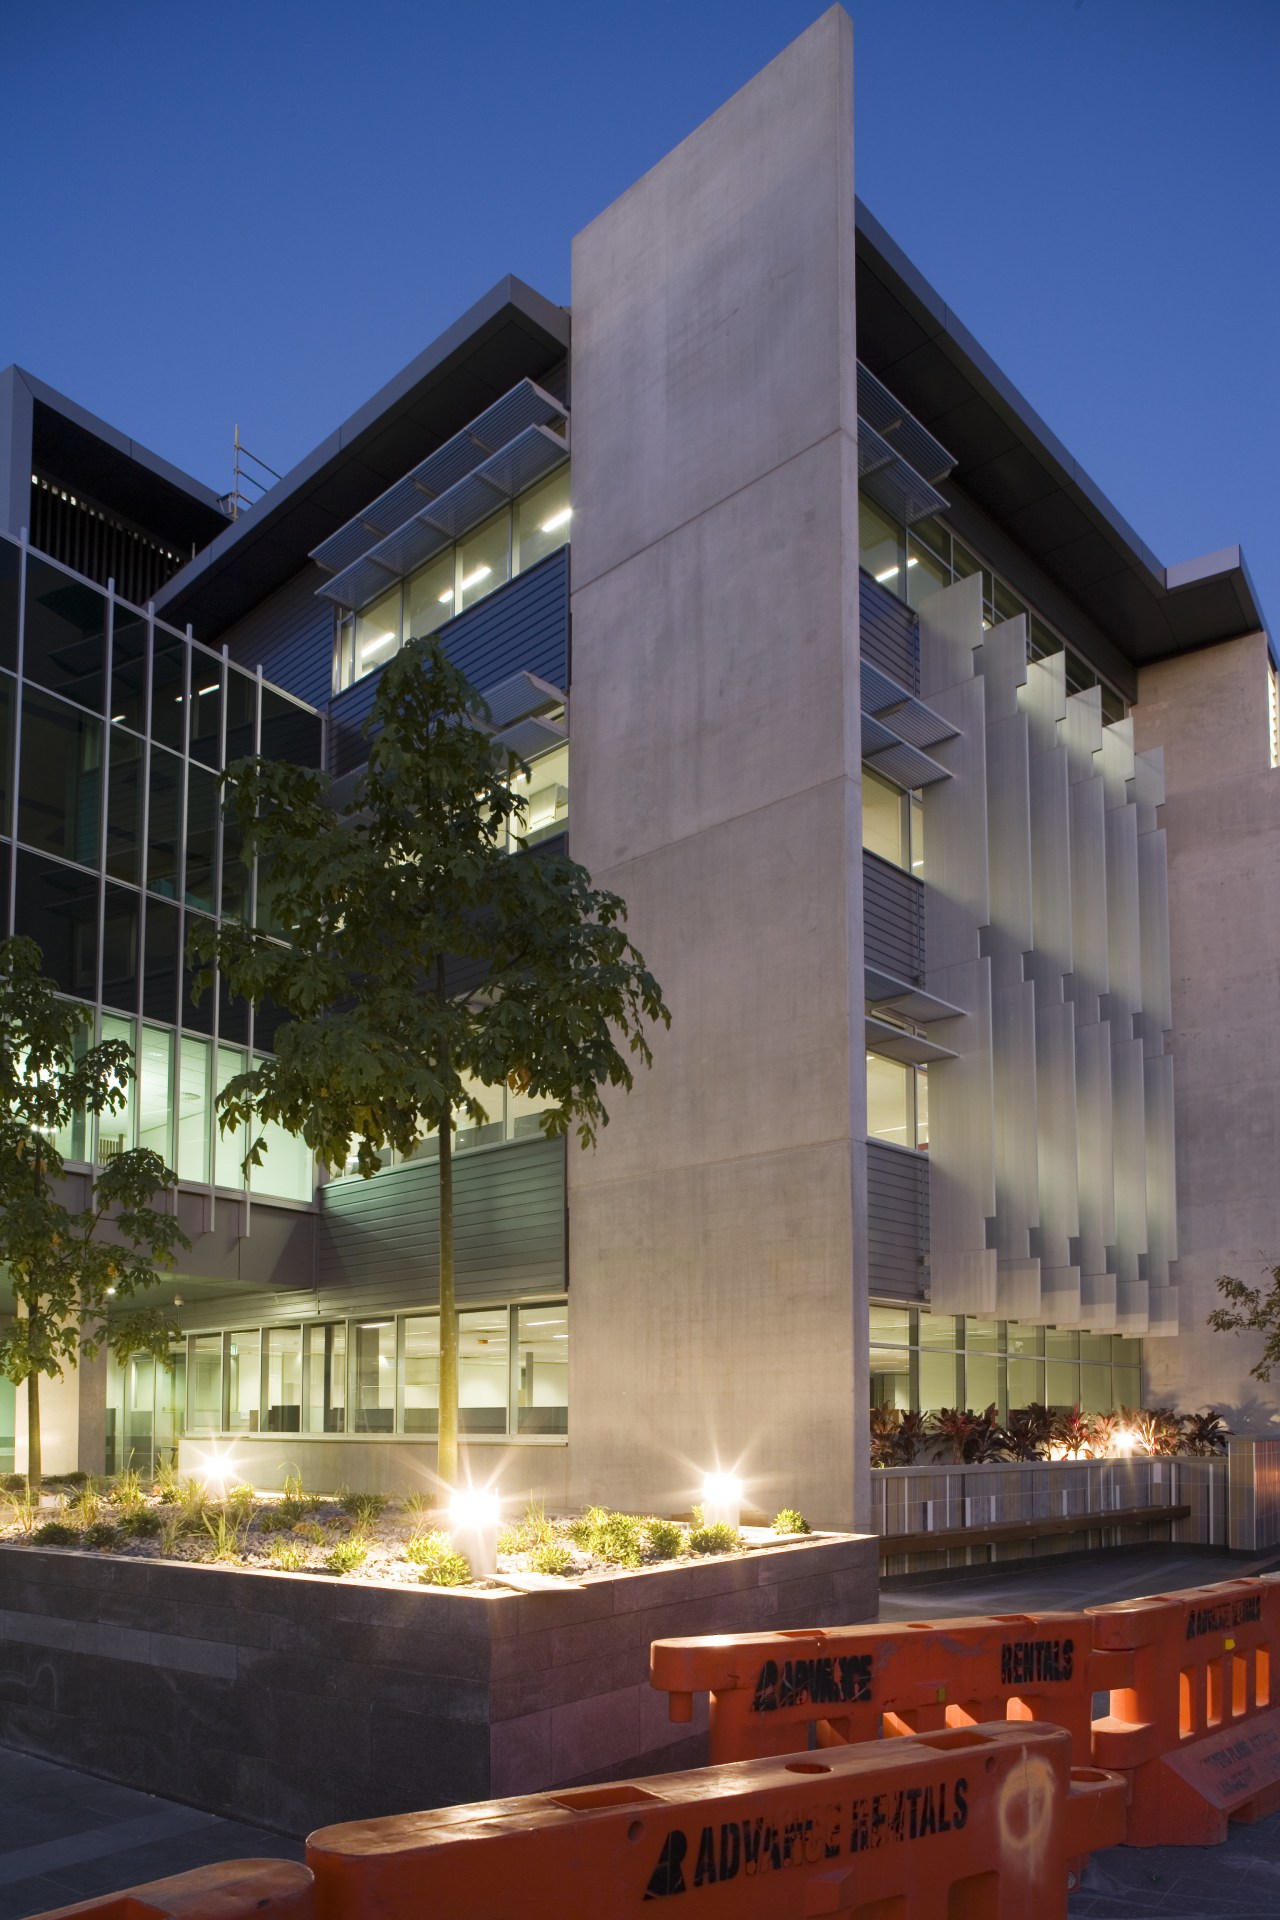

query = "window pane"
(861, 769), (906, 868)
(248, 1053), (313, 1200)
(226, 1331), (260, 1433)
(260, 687), (322, 767)
(965, 1352), (1002, 1416)
(1045, 1361), (1078, 1408)
(48, 1019), (87, 1164)
(918, 1349), (957, 1414)
(138, 1025), (173, 1162)
(0, 674), (13, 826)
(19, 689), (102, 864)
(23, 558), (107, 711)
(101, 883), (139, 1013)
(915, 1065), (929, 1149)
(0, 539), (18, 673)
(1007, 1357), (1044, 1408)
(143, 897), (180, 1027)
(456, 512), (509, 613)
(992, 579), (1026, 626)
(513, 468), (571, 575)
(214, 1044), (248, 1187)
(401, 1315), (439, 1433)
(263, 1327), (302, 1432)
(858, 494), (900, 585)
(455, 1069), (504, 1152)
(14, 849), (98, 998)
(906, 535), (950, 611)
(104, 726), (143, 884)
(965, 1319), (1001, 1352)
(150, 634), (186, 751)
(404, 551), (456, 643)
(109, 613), (148, 734)
(225, 669), (256, 761)
(177, 1036), (211, 1182)
(221, 805), (249, 926)
(866, 1052), (911, 1148)
(354, 587), (401, 683)
(1080, 1365), (1111, 1413)
(460, 1308), (508, 1434)
(188, 662), (222, 769)
(869, 1347), (911, 1411)
(516, 1303), (567, 1434)
(352, 1320), (396, 1432)
(507, 1075), (553, 1141)
(306, 1323), (347, 1434)
(98, 1014), (135, 1161)
(511, 742), (568, 848)
(870, 1306), (912, 1343)
(1045, 1330), (1078, 1361)
(146, 747), (180, 898)
(187, 1334), (222, 1434)
(909, 791), (924, 876)
(1114, 1365), (1141, 1409)
(185, 764), (218, 911)
(918, 1313), (959, 1349)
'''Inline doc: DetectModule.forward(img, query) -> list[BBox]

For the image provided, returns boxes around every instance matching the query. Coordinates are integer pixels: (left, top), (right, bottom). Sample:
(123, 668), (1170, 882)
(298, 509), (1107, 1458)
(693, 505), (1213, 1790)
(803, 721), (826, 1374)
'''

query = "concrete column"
(1133, 631), (1280, 1426)
(567, 8), (867, 1528)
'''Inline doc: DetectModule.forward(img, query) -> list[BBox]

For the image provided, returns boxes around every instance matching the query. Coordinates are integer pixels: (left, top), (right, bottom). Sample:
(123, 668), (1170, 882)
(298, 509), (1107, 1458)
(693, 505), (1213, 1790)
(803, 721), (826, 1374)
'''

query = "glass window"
(513, 468), (571, 575)
(1100, 683), (1126, 726)
(109, 613), (148, 735)
(98, 1014), (136, 1161)
(155, 1341), (186, 1473)
(516, 1303), (567, 1434)
(404, 551), (456, 644)
(510, 743), (568, 848)
(101, 883), (139, 1014)
(455, 1070), (505, 1152)
(352, 1320), (396, 1433)
(306, 1322), (347, 1434)
(1045, 1361), (1078, 1408)
(354, 587), (401, 684)
(0, 674), (13, 827)
(142, 897), (180, 1027)
(260, 687), (322, 767)
(226, 1330), (260, 1433)
(104, 727), (143, 884)
(19, 689), (102, 864)
(225, 668), (256, 762)
(23, 558), (107, 711)
(965, 1351), (1002, 1415)
(185, 764), (218, 912)
(861, 769), (908, 869)
(507, 1075), (553, 1141)
(1007, 1355), (1044, 1409)
(0, 539), (18, 673)
(150, 634), (187, 752)
(401, 1315), (439, 1434)
(187, 1333), (222, 1434)
(263, 1327), (302, 1432)
(214, 1044), (248, 1188)
(146, 747), (181, 898)
(870, 1305), (912, 1343)
(47, 1019), (87, 1165)
(869, 1347), (912, 1411)
(138, 1025), (173, 1162)
(188, 663), (222, 769)
(966, 1319), (1001, 1351)
(858, 495), (901, 587)
(1080, 1365), (1112, 1413)
(914, 1064), (929, 1149)
(918, 1349), (958, 1413)
(460, 1308), (508, 1434)
(909, 791), (924, 876)
(221, 809), (250, 927)
(867, 1053), (911, 1149)
(906, 534), (950, 610)
(13, 850), (98, 999)
(248, 1054), (313, 1201)
(456, 512), (509, 614)
(1114, 1364), (1142, 1410)
(917, 1312), (959, 1349)
(178, 1036), (211, 1183)
(992, 579), (1027, 626)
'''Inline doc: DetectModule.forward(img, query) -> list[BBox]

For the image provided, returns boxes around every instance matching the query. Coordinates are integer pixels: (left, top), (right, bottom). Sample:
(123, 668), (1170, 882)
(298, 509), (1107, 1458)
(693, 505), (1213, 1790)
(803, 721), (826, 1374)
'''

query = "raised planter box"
(0, 1532), (876, 1836)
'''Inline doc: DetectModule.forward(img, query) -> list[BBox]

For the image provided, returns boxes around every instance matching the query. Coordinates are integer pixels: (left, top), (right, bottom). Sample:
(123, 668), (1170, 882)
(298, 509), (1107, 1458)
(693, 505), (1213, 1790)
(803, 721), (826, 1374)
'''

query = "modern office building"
(0, 9), (1273, 1524)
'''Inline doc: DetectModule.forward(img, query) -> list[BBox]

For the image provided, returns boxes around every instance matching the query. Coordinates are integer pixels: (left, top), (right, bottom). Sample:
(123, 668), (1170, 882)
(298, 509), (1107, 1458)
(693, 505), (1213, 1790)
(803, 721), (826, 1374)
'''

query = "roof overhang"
(854, 201), (1269, 668)
(157, 276), (570, 641)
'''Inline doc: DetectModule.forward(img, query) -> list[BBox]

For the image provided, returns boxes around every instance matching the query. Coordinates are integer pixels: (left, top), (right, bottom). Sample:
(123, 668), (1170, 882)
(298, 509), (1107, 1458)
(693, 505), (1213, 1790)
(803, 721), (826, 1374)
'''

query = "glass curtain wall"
(869, 1304), (1141, 1419)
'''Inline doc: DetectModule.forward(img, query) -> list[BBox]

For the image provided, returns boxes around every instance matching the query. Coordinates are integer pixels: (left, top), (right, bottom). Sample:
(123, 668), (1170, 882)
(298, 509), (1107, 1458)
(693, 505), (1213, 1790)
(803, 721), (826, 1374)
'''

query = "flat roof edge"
(5, 364), (226, 515)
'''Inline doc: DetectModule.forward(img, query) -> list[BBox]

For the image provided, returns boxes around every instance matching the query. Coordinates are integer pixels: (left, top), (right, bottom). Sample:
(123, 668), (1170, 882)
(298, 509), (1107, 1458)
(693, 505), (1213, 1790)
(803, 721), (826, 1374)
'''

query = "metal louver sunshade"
(857, 362), (955, 486)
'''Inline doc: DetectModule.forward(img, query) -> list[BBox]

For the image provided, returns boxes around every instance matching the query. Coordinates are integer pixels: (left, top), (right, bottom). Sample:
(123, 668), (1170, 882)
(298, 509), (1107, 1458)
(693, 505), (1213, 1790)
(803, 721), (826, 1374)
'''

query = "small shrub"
(324, 1536), (369, 1576)
(567, 1504), (610, 1547)
(406, 1530), (471, 1586)
(83, 1521), (121, 1550)
(644, 1518), (685, 1561)
(527, 1540), (573, 1576)
(32, 1520), (78, 1546)
(153, 1460), (181, 1504)
(402, 1490), (435, 1523)
(590, 1512), (644, 1566)
(176, 1477), (210, 1531)
(226, 1484), (255, 1522)
(772, 1509), (810, 1535)
(7, 1485), (39, 1534)
(158, 1514), (183, 1557)
(110, 1467), (147, 1515)
(339, 1491), (389, 1524)
(269, 1538), (308, 1572)
(279, 1470), (323, 1522)
(2, 1473), (27, 1493)
(202, 1509), (247, 1562)
(499, 1499), (557, 1555)
(118, 1509), (163, 1540)
(256, 1508), (290, 1535)
(687, 1521), (742, 1556)
(60, 1471), (89, 1488)
(292, 1521), (326, 1545)
(69, 1482), (103, 1526)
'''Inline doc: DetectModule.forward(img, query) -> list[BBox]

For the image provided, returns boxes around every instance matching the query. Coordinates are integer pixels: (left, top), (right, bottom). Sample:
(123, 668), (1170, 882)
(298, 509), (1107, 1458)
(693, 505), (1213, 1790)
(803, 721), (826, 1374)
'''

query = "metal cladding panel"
(1035, 995), (1080, 1273)
(1027, 743), (1072, 998)
(327, 550), (569, 778)
(867, 1141), (929, 1299)
(917, 571), (981, 700)
(1138, 824), (1173, 1042)
(862, 851), (924, 983)
(858, 571), (918, 688)
(990, 979), (1038, 1263)
(1068, 773), (1109, 1026)
(1075, 1017), (1116, 1281)
(218, 564), (336, 711)
(318, 1135), (566, 1304)
(984, 711), (1032, 988)
(925, 954), (997, 1316)
(1111, 1034), (1149, 1287)
(1105, 802), (1142, 1015)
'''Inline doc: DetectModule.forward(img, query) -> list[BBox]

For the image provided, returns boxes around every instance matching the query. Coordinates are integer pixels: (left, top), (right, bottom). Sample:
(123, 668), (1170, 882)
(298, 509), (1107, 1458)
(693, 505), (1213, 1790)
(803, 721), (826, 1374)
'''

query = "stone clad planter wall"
(0, 1533), (875, 1836)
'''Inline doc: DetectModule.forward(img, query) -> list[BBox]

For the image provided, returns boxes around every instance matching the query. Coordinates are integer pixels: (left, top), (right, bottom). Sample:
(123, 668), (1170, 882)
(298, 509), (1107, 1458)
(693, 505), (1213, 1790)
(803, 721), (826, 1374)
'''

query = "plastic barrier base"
(24, 1859), (315, 1920)
(1122, 1702), (1280, 1847)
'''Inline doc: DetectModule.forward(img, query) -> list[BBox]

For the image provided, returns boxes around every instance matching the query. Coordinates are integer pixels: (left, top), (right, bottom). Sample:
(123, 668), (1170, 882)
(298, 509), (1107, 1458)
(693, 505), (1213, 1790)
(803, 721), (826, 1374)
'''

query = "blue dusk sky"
(3, 1), (1276, 635)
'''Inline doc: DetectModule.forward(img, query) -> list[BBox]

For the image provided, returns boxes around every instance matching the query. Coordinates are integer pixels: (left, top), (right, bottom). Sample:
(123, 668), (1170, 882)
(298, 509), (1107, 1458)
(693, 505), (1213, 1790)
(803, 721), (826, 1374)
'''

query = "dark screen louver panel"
(218, 564), (336, 710)
(867, 1140), (929, 1300)
(862, 850), (924, 984)
(318, 1134), (565, 1308)
(328, 549), (569, 777)
(29, 475), (198, 605)
(859, 571), (919, 690)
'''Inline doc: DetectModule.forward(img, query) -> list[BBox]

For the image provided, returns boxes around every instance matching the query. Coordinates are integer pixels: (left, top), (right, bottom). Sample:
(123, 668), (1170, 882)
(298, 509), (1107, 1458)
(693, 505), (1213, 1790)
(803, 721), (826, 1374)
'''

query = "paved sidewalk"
(0, 1748), (302, 1920)
(878, 1545), (1280, 1620)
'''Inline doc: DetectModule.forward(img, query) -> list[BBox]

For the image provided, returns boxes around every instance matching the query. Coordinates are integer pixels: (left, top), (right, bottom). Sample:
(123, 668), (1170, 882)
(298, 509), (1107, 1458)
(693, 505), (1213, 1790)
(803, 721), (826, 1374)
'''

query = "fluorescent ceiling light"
(197, 683), (219, 696)
(460, 565), (492, 591)
(875, 566), (899, 582)
(438, 588), (454, 603)
(540, 507), (572, 533)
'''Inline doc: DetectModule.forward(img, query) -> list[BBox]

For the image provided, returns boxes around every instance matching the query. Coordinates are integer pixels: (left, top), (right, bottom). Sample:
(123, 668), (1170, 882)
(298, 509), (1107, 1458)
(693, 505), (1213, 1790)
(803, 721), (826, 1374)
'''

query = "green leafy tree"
(189, 636), (670, 1489)
(0, 939), (189, 1480)
(1209, 1268), (1280, 1382)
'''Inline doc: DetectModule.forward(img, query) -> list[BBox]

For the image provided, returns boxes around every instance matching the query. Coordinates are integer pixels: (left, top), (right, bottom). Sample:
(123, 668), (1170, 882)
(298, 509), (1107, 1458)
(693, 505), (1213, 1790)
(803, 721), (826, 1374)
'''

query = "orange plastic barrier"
(650, 1611), (1107, 1767)
(308, 1722), (1124, 1920)
(1088, 1573), (1280, 1846)
(24, 1860), (314, 1920)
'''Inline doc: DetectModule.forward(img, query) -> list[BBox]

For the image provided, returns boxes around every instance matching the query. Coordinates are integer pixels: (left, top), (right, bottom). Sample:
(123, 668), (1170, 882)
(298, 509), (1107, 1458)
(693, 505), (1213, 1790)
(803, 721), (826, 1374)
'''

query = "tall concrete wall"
(1134, 632), (1280, 1429)
(566, 8), (869, 1529)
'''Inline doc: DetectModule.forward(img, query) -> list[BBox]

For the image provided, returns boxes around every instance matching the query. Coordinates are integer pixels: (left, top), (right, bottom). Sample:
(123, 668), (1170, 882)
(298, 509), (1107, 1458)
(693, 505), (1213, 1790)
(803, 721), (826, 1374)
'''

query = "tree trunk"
(437, 1099), (459, 1491)
(27, 1374), (41, 1486)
